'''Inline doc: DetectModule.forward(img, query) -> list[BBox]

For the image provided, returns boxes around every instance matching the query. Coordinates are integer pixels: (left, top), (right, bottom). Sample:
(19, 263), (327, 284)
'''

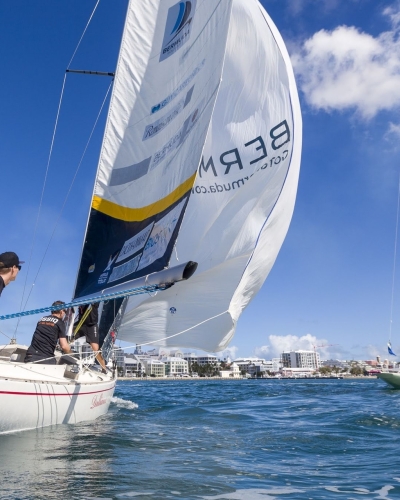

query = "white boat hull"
(377, 372), (400, 389)
(0, 359), (116, 434)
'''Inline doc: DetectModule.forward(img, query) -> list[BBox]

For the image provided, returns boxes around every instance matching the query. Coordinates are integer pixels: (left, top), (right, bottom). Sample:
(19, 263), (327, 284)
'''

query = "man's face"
(10, 265), (20, 281)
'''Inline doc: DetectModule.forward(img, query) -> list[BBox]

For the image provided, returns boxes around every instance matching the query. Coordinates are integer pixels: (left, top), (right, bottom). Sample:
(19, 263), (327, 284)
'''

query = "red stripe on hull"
(0, 384), (115, 397)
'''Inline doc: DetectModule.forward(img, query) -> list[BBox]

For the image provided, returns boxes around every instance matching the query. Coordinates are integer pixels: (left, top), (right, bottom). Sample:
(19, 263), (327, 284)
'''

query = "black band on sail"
(74, 192), (190, 299)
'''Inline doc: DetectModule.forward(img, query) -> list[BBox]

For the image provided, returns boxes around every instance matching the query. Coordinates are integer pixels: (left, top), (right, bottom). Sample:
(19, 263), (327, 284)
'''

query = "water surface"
(1, 378), (400, 499)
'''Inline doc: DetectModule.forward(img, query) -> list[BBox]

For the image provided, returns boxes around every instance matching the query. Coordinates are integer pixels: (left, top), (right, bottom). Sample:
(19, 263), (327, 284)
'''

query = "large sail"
(116, 0), (302, 352)
(74, 0), (233, 298)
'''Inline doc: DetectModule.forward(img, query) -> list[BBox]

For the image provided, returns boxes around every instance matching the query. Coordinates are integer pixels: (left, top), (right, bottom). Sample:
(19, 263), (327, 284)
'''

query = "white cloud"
(217, 345), (238, 360)
(254, 345), (270, 357)
(387, 121), (400, 138)
(254, 334), (346, 359)
(384, 4), (400, 28)
(292, 16), (400, 118)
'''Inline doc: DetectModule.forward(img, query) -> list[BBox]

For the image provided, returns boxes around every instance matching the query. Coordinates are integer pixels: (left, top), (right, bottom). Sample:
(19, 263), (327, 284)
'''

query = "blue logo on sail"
(160, 1), (196, 62)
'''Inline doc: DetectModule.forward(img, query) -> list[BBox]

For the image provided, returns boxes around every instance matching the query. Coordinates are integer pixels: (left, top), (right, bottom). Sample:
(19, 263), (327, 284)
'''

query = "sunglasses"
(17, 265), (21, 271)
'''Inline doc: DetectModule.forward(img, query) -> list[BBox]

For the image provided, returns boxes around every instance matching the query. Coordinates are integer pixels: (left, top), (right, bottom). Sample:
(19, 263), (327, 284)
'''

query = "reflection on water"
(1, 379), (400, 499)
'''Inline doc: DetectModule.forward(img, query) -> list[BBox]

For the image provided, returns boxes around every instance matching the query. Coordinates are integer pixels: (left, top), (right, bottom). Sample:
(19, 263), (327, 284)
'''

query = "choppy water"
(1, 378), (400, 499)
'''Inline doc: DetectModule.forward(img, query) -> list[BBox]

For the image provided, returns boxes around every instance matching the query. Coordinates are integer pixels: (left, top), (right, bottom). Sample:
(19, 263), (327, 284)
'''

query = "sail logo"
(160, 1), (196, 62)
(98, 252), (119, 285)
(151, 59), (204, 114)
(144, 87), (194, 141)
(137, 199), (186, 271)
(116, 224), (154, 263)
(108, 254), (141, 283)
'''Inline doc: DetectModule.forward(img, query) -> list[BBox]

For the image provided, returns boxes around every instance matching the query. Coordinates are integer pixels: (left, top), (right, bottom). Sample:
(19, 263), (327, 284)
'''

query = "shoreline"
(117, 375), (378, 381)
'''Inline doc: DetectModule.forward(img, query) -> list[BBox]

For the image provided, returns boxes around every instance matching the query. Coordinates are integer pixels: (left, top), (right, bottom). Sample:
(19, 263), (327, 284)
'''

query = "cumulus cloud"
(254, 334), (344, 359)
(287, 0), (341, 16)
(292, 11), (400, 118)
(254, 345), (270, 357)
(217, 345), (238, 360)
(387, 121), (400, 138)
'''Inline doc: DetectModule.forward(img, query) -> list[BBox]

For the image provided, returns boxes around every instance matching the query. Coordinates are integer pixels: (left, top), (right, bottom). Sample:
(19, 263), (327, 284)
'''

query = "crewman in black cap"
(24, 301), (72, 365)
(0, 251), (24, 297)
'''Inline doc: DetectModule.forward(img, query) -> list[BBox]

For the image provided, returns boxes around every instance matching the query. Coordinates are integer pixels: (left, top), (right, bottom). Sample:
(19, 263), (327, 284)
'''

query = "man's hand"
(59, 337), (72, 354)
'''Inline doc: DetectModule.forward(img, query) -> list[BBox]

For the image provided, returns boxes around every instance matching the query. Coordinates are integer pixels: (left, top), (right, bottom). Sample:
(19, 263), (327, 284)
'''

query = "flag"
(388, 342), (397, 356)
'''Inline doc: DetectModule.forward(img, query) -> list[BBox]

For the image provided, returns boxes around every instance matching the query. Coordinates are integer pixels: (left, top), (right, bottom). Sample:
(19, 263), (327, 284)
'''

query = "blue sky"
(1, 0), (400, 362)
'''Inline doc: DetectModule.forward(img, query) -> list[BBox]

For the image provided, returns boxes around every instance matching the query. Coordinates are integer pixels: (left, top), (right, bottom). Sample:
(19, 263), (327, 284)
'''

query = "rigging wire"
(0, 328), (12, 342)
(389, 172), (400, 342)
(18, 80), (113, 317)
(15, 73), (67, 336)
(114, 309), (230, 351)
(13, 0), (104, 338)
(22, 309), (231, 366)
(67, 0), (100, 70)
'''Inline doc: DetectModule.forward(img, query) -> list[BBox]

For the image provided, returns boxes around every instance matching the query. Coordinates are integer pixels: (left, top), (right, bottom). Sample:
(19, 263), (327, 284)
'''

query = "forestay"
(74, 0), (233, 298)
(116, 0), (302, 352)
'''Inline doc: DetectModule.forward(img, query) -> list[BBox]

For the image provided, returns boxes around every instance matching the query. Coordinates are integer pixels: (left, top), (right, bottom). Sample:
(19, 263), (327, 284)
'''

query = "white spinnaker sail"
(74, 0), (233, 298)
(116, 0), (302, 352)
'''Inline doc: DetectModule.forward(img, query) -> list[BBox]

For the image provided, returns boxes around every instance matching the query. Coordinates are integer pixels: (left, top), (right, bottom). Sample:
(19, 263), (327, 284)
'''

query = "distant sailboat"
(0, 0), (302, 433)
(378, 177), (400, 388)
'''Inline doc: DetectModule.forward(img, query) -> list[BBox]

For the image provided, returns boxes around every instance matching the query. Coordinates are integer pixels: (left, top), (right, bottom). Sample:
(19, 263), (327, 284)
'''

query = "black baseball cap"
(0, 252), (24, 269)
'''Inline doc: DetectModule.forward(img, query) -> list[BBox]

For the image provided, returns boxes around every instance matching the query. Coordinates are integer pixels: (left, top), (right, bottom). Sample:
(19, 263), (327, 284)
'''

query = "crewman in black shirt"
(24, 301), (72, 365)
(0, 252), (24, 297)
(74, 303), (108, 373)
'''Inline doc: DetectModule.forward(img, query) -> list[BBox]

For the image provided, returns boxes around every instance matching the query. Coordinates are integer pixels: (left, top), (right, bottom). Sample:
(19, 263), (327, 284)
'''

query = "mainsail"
(75, 0), (302, 353)
(74, 0), (233, 298)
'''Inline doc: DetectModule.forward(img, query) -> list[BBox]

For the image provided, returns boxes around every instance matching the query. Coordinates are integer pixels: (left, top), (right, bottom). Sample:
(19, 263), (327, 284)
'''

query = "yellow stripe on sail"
(91, 173), (197, 222)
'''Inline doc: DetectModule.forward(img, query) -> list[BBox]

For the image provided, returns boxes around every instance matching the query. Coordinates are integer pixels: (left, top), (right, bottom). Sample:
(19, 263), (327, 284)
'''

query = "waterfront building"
(197, 354), (218, 366)
(281, 367), (315, 377)
(134, 344), (143, 355)
(142, 359), (165, 377)
(234, 357), (267, 374)
(162, 356), (189, 375)
(320, 359), (347, 370)
(145, 348), (161, 359)
(182, 353), (218, 366)
(183, 352), (198, 364)
(72, 337), (95, 364)
(170, 349), (184, 358)
(114, 348), (125, 371)
(124, 357), (142, 376)
(219, 362), (241, 378)
(281, 350), (320, 370)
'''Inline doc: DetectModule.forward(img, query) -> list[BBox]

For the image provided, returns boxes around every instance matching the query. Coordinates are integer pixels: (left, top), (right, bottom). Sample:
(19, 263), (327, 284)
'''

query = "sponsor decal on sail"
(143, 87), (194, 141)
(110, 102), (204, 186)
(151, 59), (204, 114)
(108, 254), (142, 283)
(116, 224), (154, 263)
(160, 1), (197, 62)
(98, 253), (119, 285)
(150, 101), (203, 172)
(137, 199), (186, 271)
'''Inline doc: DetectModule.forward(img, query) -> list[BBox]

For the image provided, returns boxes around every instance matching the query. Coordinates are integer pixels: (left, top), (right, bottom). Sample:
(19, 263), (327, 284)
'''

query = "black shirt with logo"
(0, 276), (4, 297)
(27, 315), (66, 358)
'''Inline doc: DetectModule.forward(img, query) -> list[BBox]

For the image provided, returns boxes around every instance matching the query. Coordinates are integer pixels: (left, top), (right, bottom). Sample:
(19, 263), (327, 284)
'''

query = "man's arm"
(59, 337), (72, 354)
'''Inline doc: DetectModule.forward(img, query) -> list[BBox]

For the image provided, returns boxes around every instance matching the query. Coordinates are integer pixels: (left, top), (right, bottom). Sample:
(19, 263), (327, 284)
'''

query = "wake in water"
(111, 396), (139, 410)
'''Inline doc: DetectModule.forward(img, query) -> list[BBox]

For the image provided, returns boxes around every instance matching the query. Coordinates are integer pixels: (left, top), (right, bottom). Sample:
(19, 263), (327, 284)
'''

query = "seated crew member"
(24, 301), (71, 365)
(74, 302), (107, 373)
(0, 251), (24, 297)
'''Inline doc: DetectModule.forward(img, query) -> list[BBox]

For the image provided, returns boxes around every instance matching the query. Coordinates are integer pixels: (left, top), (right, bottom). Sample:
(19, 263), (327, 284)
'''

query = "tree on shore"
(350, 365), (364, 376)
(319, 366), (332, 375)
(189, 362), (220, 377)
